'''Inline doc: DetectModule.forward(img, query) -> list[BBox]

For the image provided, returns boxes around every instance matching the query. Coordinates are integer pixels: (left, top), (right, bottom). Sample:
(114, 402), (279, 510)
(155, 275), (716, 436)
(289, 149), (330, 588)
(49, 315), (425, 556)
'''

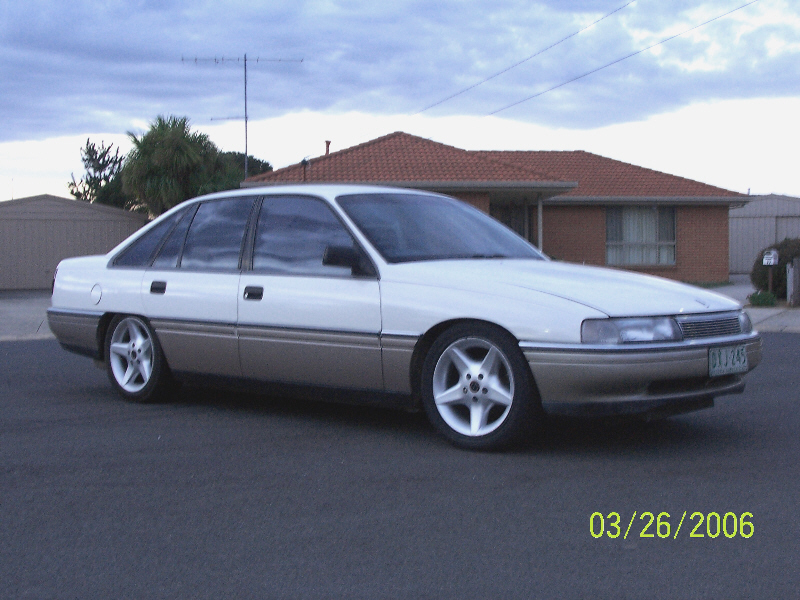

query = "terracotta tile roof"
(245, 131), (742, 199)
(471, 150), (742, 197)
(246, 132), (561, 184)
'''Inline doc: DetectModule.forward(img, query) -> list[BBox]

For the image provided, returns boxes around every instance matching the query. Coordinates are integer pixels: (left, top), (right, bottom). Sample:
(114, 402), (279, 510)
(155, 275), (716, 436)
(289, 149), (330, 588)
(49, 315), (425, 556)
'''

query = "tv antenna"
(182, 54), (303, 179)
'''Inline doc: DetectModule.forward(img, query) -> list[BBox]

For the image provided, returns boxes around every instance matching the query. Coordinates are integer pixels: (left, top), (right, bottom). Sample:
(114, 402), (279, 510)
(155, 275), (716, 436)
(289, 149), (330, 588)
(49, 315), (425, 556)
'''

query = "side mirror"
(322, 245), (376, 277)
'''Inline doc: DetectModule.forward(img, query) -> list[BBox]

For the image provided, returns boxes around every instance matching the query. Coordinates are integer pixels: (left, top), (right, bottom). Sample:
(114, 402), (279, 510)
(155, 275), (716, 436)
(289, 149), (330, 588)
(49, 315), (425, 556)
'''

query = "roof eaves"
(546, 195), (748, 206)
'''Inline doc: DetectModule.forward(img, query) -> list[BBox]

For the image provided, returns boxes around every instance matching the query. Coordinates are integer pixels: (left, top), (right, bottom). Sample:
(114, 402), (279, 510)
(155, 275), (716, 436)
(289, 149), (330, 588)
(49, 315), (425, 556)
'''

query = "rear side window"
(112, 209), (185, 268)
(180, 196), (255, 270)
(151, 207), (195, 269)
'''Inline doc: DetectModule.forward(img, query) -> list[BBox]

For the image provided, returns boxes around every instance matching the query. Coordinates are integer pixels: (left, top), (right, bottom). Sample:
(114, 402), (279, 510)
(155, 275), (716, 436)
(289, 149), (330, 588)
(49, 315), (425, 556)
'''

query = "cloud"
(1, 0), (798, 142)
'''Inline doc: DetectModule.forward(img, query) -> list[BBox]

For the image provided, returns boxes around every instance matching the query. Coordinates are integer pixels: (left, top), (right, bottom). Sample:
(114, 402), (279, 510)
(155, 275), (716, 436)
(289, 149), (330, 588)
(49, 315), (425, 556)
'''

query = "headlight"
(581, 317), (683, 344)
(738, 310), (753, 334)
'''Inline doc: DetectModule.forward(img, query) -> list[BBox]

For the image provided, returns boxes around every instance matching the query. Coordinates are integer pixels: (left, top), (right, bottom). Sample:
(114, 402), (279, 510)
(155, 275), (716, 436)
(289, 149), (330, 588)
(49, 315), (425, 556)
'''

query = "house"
(729, 194), (800, 274)
(0, 195), (148, 290)
(244, 132), (748, 283)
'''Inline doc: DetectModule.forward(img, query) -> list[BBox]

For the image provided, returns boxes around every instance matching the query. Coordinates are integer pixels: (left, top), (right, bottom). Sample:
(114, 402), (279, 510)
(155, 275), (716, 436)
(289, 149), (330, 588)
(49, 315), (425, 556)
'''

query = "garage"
(730, 194), (800, 273)
(0, 195), (147, 290)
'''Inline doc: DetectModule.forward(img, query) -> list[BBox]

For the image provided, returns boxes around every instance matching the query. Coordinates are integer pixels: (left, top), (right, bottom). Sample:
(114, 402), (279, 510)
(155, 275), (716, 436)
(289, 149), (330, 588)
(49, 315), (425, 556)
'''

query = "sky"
(1, 0), (799, 201)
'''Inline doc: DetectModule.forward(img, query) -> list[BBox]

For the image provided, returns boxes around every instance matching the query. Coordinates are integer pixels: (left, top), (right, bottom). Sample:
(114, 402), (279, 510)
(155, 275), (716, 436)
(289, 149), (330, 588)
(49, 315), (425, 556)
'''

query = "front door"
(237, 195), (383, 390)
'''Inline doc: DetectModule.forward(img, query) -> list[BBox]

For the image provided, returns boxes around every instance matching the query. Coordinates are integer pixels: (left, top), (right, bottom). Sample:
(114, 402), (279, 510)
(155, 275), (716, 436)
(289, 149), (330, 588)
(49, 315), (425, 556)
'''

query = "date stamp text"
(590, 511), (754, 539)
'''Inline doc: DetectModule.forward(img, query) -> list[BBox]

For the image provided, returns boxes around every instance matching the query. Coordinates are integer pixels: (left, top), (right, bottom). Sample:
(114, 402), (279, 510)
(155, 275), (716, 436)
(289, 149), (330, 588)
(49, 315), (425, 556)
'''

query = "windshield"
(337, 192), (545, 263)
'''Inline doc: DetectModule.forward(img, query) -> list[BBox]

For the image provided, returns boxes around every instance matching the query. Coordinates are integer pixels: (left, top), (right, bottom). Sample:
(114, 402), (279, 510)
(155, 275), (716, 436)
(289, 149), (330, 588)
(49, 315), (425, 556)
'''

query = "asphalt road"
(2, 335), (798, 599)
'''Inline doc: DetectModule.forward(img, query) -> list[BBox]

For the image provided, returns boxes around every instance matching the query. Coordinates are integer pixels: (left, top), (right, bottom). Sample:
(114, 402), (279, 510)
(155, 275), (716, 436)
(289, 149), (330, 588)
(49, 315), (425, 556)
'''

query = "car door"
(142, 196), (257, 377)
(237, 194), (383, 390)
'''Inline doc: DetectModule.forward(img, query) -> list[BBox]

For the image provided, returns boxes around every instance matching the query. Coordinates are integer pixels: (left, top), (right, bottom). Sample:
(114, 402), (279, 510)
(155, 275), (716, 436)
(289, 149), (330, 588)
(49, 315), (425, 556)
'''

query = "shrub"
(748, 291), (776, 307)
(750, 238), (800, 298)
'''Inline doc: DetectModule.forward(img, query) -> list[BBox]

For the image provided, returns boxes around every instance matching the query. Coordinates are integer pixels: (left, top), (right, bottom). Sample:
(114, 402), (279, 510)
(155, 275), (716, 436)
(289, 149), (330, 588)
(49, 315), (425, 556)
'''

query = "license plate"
(709, 345), (749, 377)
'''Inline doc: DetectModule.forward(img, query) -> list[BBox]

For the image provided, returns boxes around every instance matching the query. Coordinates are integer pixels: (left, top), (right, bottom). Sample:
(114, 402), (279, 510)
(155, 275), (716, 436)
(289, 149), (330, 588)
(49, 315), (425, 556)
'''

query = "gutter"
(545, 195), (749, 207)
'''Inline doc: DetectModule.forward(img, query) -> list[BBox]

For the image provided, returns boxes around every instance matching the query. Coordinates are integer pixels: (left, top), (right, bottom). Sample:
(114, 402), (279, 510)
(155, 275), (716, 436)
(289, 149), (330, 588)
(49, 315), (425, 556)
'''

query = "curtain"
(607, 207), (675, 266)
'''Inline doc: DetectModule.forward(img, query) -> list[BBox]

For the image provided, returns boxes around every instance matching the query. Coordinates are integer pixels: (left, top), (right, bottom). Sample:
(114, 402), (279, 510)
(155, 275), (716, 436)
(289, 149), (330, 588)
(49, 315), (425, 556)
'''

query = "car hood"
(382, 259), (741, 318)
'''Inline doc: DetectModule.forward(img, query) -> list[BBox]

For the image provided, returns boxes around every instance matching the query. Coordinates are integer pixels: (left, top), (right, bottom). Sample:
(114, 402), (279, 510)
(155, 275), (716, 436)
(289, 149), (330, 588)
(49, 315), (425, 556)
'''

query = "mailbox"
(763, 249), (779, 266)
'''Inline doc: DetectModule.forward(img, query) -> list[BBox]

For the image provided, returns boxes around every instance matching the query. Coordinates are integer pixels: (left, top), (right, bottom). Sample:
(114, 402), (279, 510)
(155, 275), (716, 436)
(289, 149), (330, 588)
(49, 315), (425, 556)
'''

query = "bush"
(750, 238), (800, 298)
(748, 291), (776, 307)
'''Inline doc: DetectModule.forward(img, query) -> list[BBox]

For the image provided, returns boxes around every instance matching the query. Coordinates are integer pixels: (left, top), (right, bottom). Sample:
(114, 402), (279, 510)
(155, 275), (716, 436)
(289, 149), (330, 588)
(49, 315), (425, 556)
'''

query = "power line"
(414, 0), (637, 115)
(488, 0), (761, 116)
(183, 54), (303, 179)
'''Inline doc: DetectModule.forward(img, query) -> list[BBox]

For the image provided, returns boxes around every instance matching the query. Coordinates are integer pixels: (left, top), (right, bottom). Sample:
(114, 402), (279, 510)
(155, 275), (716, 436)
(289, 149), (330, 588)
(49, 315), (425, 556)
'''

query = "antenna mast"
(183, 54), (303, 179)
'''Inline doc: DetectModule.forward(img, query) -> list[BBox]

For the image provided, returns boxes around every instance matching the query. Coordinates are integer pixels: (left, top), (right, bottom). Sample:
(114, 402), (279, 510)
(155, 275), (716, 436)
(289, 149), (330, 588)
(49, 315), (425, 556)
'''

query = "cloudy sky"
(2, 0), (799, 200)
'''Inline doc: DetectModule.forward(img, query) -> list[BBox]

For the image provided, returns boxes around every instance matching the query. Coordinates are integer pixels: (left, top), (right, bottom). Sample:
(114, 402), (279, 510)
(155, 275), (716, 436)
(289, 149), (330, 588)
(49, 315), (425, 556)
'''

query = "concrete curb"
(0, 333), (56, 343)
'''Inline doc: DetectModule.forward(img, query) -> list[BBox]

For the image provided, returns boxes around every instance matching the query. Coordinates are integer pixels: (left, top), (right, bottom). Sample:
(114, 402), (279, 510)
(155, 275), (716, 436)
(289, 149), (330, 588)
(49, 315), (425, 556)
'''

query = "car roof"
(188, 183), (432, 205)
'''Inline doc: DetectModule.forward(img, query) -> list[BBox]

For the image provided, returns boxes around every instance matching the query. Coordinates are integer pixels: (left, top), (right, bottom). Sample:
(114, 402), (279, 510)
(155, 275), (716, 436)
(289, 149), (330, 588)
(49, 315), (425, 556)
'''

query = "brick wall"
(540, 206), (607, 266)
(605, 206), (730, 284)
(540, 204), (730, 283)
(452, 192), (491, 213)
(451, 193), (731, 284)
(639, 205), (730, 283)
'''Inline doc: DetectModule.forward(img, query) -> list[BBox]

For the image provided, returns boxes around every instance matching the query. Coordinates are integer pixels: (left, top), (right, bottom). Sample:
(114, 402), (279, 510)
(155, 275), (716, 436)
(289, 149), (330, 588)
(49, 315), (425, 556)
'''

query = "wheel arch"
(408, 318), (541, 402)
(95, 312), (118, 361)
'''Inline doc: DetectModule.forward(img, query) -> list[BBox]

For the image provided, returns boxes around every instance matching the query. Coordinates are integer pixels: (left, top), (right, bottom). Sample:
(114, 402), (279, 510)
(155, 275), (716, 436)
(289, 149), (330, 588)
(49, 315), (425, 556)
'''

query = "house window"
(606, 206), (676, 266)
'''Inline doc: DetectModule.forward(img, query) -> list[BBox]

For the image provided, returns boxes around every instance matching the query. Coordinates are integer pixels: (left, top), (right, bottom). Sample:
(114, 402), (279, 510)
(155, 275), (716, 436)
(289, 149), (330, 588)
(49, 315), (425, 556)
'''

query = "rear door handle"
(243, 286), (264, 301)
(150, 281), (167, 294)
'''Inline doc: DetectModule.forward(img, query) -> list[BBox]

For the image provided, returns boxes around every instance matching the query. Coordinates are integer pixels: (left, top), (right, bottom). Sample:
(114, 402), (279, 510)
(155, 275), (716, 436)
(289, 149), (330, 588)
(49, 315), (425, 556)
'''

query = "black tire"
(420, 322), (540, 450)
(104, 315), (171, 403)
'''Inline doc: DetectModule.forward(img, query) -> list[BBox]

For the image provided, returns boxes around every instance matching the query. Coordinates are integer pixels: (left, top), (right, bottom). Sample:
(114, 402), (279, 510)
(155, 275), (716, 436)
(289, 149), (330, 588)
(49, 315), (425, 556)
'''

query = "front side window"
(252, 195), (357, 276)
(606, 206), (676, 266)
(180, 197), (255, 270)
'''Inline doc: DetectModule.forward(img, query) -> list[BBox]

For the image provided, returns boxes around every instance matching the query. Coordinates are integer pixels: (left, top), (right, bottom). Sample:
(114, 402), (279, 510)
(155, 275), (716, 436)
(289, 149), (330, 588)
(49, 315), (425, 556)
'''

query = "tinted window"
(337, 193), (543, 263)
(151, 206), (195, 269)
(113, 209), (185, 268)
(181, 197), (255, 270)
(252, 196), (355, 276)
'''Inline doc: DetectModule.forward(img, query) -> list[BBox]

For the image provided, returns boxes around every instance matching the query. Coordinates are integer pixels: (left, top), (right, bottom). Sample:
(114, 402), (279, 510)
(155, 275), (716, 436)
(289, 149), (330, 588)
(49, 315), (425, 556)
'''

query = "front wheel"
(420, 323), (540, 450)
(105, 315), (170, 403)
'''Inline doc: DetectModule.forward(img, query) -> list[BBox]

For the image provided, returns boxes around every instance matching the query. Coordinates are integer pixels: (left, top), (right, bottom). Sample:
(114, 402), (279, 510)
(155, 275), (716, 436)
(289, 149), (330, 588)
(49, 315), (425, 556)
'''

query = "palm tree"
(122, 115), (219, 216)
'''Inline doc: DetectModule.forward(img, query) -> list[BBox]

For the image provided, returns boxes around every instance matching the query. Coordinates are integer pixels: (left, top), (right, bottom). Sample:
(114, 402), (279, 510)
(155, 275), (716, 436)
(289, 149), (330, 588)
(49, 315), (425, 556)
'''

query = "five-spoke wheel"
(105, 315), (169, 402)
(421, 322), (539, 450)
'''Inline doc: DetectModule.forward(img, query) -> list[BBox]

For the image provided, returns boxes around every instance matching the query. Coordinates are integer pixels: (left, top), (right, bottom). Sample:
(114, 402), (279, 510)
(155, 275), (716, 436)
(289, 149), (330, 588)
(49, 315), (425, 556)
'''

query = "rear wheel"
(421, 322), (539, 450)
(105, 315), (170, 403)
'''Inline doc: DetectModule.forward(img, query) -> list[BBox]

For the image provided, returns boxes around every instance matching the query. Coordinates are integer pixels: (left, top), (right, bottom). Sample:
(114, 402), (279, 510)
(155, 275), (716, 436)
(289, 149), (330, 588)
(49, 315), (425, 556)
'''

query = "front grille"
(678, 316), (741, 339)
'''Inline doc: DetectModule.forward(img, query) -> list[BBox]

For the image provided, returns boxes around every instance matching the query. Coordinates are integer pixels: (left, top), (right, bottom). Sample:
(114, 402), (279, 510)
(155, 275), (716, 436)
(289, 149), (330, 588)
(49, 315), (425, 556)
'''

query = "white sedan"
(48, 185), (762, 449)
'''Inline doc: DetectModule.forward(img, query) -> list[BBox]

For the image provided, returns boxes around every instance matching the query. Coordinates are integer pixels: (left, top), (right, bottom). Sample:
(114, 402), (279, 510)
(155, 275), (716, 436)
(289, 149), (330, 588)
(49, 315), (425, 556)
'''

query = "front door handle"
(243, 286), (264, 301)
(150, 281), (167, 294)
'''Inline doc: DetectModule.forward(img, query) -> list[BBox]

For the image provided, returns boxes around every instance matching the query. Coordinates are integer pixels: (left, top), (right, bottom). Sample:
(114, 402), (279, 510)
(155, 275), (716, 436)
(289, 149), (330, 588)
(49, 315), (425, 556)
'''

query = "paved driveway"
(0, 291), (53, 341)
(1, 335), (798, 599)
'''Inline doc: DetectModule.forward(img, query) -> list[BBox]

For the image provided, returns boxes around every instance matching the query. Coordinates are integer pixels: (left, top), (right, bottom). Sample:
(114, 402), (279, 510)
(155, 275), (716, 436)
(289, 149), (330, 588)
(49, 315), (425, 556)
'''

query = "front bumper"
(521, 333), (762, 417)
